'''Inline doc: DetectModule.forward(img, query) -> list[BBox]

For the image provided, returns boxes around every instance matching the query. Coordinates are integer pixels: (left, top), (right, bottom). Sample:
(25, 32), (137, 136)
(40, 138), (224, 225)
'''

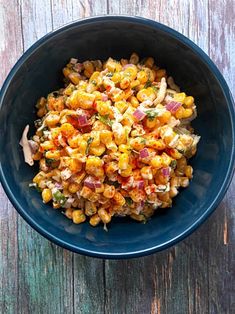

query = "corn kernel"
(45, 150), (61, 160)
(114, 101), (128, 113)
(155, 69), (166, 80)
(141, 166), (153, 180)
(98, 208), (111, 224)
(174, 92), (186, 103)
(68, 72), (80, 85)
(184, 96), (194, 107)
(185, 165), (193, 178)
(137, 70), (148, 84)
(144, 57), (154, 68)
(129, 52), (139, 65)
(60, 123), (75, 138)
(68, 182), (80, 193)
(151, 156), (162, 169)
(161, 152), (172, 167)
(103, 185), (115, 198)
(112, 72), (121, 83)
(182, 108), (193, 118)
(137, 88), (155, 102)
(65, 208), (73, 219)
(118, 153), (129, 170)
(89, 144), (106, 156)
(119, 164), (133, 177)
(85, 201), (97, 216)
(120, 77), (131, 89)
(113, 191), (125, 206)
(89, 214), (101, 226)
(72, 210), (86, 224)
(42, 188), (52, 203)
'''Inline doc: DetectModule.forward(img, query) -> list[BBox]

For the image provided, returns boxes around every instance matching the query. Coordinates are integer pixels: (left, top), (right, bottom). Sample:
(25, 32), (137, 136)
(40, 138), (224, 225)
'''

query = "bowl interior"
(0, 17), (234, 257)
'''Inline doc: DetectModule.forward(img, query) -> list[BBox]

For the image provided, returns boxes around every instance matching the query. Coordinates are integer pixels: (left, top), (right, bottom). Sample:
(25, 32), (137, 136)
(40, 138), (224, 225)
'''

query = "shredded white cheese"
(19, 125), (34, 166)
(153, 77), (167, 105)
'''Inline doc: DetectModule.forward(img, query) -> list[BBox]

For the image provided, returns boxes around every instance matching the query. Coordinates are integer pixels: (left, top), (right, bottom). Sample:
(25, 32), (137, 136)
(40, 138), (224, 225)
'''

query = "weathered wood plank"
(0, 1), (23, 313)
(207, 1), (235, 313)
(15, 1), (74, 314)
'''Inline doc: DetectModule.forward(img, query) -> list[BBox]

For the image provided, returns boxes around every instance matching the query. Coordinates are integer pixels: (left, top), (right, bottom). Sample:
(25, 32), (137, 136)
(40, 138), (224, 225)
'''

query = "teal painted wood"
(0, 0), (234, 314)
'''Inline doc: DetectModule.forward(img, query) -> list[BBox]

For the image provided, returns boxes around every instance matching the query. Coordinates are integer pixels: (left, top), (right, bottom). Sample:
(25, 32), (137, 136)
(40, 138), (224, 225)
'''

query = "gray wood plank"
(0, 1), (23, 313)
(16, 1), (74, 314)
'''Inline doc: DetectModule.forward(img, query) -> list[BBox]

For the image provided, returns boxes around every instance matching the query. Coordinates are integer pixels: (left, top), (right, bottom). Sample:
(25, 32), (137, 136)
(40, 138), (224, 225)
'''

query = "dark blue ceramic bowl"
(0, 16), (234, 259)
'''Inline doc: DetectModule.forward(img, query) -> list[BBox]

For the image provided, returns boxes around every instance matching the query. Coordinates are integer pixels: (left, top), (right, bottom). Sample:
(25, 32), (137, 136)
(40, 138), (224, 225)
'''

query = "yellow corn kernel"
(68, 72), (80, 85)
(124, 66), (138, 80)
(45, 113), (60, 127)
(129, 52), (139, 64)
(89, 144), (106, 156)
(174, 107), (185, 119)
(73, 171), (86, 184)
(111, 90), (125, 102)
(129, 137), (146, 150)
(120, 77), (131, 89)
(174, 92), (186, 103)
(100, 130), (113, 144)
(180, 177), (190, 188)
(130, 79), (140, 89)
(37, 107), (47, 118)
(92, 120), (110, 131)
(129, 188), (146, 202)
(45, 150), (60, 160)
(105, 161), (118, 176)
(112, 72), (122, 83)
(77, 140), (88, 155)
(137, 70), (148, 84)
(83, 60), (94, 73)
(169, 186), (178, 198)
(89, 214), (101, 227)
(80, 186), (93, 199)
(113, 191), (126, 206)
(93, 91), (102, 100)
(33, 172), (45, 184)
(96, 101), (113, 116)
(40, 141), (55, 151)
(151, 156), (162, 169)
(128, 96), (138, 108)
(68, 182), (80, 194)
(103, 184), (115, 199)
(118, 144), (130, 153)
(141, 166), (153, 180)
(90, 131), (100, 147)
(33, 151), (42, 161)
(66, 158), (83, 173)
(161, 152), (172, 167)
(145, 57), (154, 68)
(60, 123), (75, 138)
(63, 67), (72, 78)
(89, 71), (102, 85)
(146, 118), (158, 129)
(85, 201), (97, 216)
(158, 111), (171, 124)
(72, 210), (86, 224)
(119, 165), (133, 177)
(121, 114), (135, 127)
(168, 148), (183, 159)
(98, 208), (111, 224)
(67, 134), (82, 148)
(118, 153), (129, 170)
(184, 96), (194, 107)
(64, 83), (75, 96)
(114, 101), (128, 113)
(65, 208), (73, 219)
(156, 69), (166, 80)
(68, 90), (95, 109)
(106, 141), (118, 152)
(53, 98), (65, 111)
(42, 188), (52, 203)
(185, 165), (193, 178)
(182, 108), (193, 118)
(137, 88), (155, 102)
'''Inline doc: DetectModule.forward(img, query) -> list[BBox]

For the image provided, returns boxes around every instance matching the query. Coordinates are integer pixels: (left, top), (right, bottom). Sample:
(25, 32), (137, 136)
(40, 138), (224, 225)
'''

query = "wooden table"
(0, 1), (234, 313)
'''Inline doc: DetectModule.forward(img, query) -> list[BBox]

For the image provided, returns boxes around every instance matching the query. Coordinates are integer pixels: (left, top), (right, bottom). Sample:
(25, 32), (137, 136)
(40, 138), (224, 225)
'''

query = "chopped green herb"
(86, 137), (94, 155)
(145, 110), (158, 121)
(53, 190), (67, 206)
(144, 80), (152, 88)
(45, 158), (56, 167)
(106, 72), (113, 77)
(91, 80), (97, 86)
(125, 197), (133, 206)
(105, 180), (120, 188)
(29, 183), (42, 193)
(34, 119), (42, 128)
(97, 114), (113, 127)
(140, 138), (146, 144)
(152, 85), (159, 93)
(170, 160), (177, 169)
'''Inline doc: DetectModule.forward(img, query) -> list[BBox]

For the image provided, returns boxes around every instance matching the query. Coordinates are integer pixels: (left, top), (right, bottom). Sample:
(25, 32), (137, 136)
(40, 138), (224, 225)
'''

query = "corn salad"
(21, 53), (200, 228)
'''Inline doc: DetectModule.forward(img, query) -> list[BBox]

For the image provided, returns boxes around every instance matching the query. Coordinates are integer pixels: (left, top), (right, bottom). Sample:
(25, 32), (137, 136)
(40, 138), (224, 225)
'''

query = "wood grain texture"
(0, 0), (234, 314)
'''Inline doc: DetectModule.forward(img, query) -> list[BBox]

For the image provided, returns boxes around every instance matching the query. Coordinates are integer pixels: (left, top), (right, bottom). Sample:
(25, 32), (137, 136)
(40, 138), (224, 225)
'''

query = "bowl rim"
(0, 15), (235, 259)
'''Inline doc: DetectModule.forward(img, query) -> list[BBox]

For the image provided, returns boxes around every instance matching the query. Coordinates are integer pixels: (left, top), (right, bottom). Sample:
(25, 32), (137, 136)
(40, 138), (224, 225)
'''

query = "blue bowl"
(0, 16), (234, 259)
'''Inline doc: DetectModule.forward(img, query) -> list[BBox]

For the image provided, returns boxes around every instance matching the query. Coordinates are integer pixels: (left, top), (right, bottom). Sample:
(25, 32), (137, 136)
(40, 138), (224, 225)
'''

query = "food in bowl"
(20, 52), (200, 229)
